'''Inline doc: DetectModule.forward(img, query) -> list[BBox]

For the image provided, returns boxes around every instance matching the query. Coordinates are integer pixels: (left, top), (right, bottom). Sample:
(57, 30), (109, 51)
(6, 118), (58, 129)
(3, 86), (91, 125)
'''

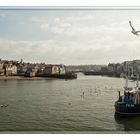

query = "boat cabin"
(118, 86), (140, 105)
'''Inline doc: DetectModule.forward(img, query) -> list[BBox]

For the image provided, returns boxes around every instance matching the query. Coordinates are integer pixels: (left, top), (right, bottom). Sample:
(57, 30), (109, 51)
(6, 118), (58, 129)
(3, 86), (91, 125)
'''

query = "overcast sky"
(0, 9), (140, 65)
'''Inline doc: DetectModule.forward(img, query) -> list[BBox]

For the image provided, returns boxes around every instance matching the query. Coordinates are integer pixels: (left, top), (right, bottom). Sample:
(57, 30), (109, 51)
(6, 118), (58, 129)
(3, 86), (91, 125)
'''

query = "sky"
(0, 9), (140, 65)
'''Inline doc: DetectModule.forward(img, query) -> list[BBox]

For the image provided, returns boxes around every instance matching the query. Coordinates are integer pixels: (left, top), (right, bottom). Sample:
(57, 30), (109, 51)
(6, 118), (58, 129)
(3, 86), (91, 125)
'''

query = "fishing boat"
(115, 74), (140, 117)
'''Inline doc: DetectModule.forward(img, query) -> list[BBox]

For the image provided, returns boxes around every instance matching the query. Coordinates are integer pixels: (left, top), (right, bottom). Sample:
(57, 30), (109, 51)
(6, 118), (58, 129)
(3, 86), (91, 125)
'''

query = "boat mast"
(136, 74), (139, 88)
(125, 63), (128, 88)
(131, 66), (134, 77)
(125, 75), (128, 88)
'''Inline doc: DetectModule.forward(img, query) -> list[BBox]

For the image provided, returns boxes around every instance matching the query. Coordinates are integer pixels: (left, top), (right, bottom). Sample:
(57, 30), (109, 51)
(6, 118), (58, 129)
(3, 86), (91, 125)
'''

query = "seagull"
(129, 21), (140, 36)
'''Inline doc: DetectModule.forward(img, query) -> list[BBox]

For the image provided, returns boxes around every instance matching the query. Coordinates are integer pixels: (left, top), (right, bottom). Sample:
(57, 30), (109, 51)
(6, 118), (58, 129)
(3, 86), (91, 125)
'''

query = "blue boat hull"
(115, 102), (140, 117)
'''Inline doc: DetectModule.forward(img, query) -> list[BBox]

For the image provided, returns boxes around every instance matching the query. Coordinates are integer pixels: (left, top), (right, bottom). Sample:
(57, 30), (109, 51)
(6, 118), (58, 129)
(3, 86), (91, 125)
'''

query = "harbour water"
(0, 73), (140, 132)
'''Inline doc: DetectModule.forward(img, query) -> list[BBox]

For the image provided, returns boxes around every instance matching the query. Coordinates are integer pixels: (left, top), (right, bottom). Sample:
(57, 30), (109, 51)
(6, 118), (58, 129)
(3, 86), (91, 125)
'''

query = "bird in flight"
(129, 21), (140, 36)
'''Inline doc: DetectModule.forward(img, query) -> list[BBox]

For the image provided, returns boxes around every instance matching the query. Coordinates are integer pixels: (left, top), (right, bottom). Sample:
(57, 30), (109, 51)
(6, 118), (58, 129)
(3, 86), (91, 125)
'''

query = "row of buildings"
(100, 60), (140, 77)
(62, 59), (140, 78)
(0, 59), (66, 77)
(2, 58), (140, 78)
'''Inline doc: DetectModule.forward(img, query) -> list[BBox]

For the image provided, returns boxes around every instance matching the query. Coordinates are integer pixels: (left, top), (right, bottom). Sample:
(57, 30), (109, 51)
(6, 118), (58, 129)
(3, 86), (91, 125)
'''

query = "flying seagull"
(129, 21), (140, 36)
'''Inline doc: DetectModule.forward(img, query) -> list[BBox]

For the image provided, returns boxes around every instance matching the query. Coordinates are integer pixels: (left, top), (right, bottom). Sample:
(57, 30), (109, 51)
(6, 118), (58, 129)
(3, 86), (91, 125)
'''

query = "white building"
(51, 65), (59, 74)
(6, 65), (17, 76)
(11, 65), (17, 75)
(51, 65), (66, 75)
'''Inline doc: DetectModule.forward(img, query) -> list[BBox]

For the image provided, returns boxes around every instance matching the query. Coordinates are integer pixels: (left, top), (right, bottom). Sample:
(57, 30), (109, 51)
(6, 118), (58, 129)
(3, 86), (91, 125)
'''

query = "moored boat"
(115, 74), (140, 117)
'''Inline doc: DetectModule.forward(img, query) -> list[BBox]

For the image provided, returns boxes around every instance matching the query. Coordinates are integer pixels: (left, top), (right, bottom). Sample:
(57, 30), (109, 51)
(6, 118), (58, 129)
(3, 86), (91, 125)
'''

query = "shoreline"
(0, 76), (54, 80)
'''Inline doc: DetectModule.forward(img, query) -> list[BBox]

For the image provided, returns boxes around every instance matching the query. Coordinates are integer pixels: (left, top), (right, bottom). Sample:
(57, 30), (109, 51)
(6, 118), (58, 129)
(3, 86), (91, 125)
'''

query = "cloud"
(0, 13), (6, 18)
(31, 12), (96, 36)
(0, 38), (57, 63)
(1, 10), (140, 64)
(40, 23), (50, 29)
(0, 33), (140, 65)
(39, 15), (129, 39)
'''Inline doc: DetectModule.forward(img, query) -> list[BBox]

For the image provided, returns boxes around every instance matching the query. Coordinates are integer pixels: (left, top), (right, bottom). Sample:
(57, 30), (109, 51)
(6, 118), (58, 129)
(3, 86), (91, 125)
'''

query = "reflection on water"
(115, 114), (140, 131)
(0, 73), (140, 132)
